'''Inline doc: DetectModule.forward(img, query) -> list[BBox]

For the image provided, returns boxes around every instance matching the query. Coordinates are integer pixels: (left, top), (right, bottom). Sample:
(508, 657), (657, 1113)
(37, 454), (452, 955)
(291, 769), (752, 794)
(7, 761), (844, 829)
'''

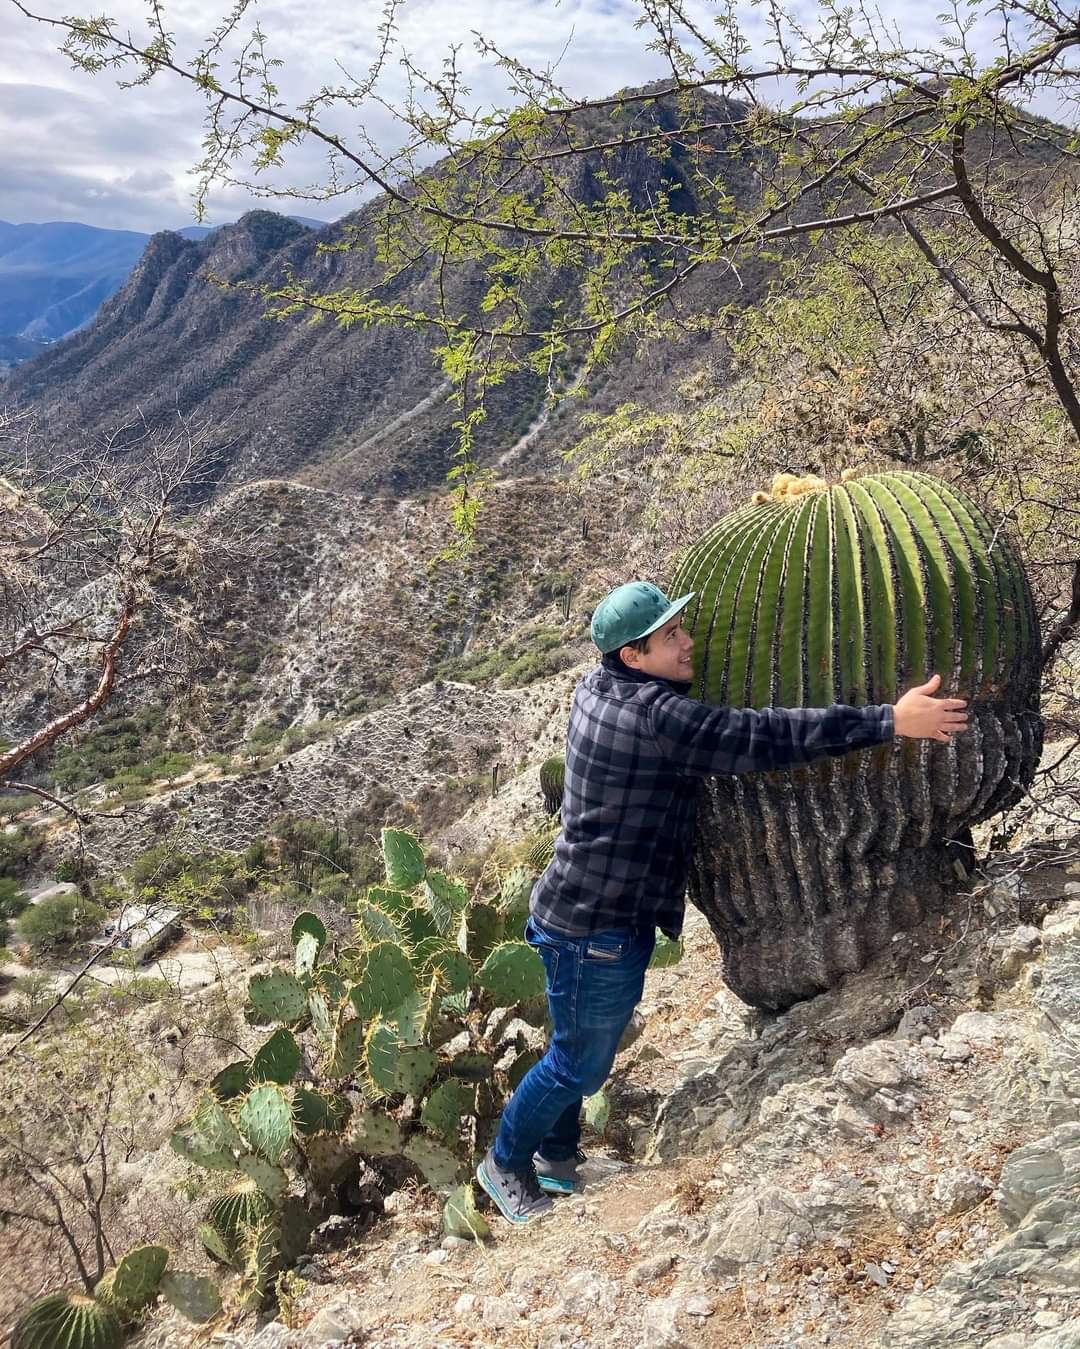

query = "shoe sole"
(535, 1173), (578, 1194)
(475, 1159), (551, 1225)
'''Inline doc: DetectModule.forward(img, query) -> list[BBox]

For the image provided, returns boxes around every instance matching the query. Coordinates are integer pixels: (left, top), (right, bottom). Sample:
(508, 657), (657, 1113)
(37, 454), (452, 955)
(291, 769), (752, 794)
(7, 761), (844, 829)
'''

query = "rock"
(948, 1011), (1012, 1046)
(302, 1292), (365, 1345)
(423, 1248), (449, 1265)
(481, 1295), (523, 1328)
(1033, 1310), (1064, 1329)
(249, 1326), (293, 1349)
(561, 1271), (618, 1316)
(864, 1261), (889, 1287)
(639, 1295), (687, 1349)
(833, 1041), (928, 1121)
(310, 1215), (362, 1254)
(931, 1167), (992, 1217)
(996, 1123), (1080, 1227)
(441, 1234), (471, 1249)
(617, 1010), (647, 1054)
(992, 924), (1042, 980)
(631, 1254), (675, 1284)
(895, 1005), (938, 1041)
(701, 1176), (875, 1275)
(454, 1293), (479, 1316)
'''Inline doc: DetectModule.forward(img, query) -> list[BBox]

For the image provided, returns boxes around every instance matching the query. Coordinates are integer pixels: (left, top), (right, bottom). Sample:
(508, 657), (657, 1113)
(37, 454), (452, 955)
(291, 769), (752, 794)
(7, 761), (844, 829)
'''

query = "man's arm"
(649, 674), (968, 777)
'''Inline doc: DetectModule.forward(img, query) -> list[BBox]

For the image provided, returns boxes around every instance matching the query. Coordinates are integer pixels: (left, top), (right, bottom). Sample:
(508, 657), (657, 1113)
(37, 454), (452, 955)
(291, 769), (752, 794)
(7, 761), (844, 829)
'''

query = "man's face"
(620, 614), (694, 681)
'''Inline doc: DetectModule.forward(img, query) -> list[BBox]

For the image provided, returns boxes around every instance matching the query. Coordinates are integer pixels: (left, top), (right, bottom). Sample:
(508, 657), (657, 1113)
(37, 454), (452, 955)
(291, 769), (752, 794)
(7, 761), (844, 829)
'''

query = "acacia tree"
(8, 0), (1080, 531)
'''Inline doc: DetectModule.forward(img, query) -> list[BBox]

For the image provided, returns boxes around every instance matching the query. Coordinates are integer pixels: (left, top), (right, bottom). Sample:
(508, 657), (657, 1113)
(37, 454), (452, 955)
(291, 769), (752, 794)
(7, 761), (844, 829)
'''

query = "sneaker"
(533, 1148), (587, 1194)
(475, 1148), (554, 1225)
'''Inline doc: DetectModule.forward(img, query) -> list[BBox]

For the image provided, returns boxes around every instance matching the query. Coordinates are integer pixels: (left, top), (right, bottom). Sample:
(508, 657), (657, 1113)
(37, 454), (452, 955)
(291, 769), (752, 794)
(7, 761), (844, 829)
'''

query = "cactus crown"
(674, 468), (1038, 709)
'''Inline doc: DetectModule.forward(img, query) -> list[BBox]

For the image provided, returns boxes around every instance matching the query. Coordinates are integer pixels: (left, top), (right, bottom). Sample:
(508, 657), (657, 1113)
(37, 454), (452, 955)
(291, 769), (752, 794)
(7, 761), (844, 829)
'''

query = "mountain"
(4, 96), (764, 497)
(0, 215), (332, 349)
(0, 219), (150, 343)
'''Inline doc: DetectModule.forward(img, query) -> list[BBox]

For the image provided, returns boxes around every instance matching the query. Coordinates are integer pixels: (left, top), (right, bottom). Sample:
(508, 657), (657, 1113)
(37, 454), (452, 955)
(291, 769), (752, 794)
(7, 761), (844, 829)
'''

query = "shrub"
(18, 893), (105, 954)
(0, 877), (29, 946)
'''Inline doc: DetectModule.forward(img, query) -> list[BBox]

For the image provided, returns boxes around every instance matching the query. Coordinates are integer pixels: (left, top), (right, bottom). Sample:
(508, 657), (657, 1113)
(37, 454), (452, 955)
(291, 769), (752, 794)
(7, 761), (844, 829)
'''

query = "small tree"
(0, 407), (248, 831)
(17, 892), (105, 955)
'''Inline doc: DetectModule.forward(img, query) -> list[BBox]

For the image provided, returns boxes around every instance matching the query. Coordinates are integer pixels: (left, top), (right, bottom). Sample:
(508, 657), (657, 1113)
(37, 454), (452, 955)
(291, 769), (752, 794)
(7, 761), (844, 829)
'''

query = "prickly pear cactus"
(93, 1245), (168, 1315)
(172, 825), (683, 1298)
(12, 1293), (123, 1349)
(671, 469), (1043, 1009)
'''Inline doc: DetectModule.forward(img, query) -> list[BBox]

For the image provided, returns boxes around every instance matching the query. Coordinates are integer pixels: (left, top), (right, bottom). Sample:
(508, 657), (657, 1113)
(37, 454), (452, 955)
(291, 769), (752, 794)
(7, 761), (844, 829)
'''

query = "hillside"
(4, 94), (767, 497)
(0, 217), (329, 352)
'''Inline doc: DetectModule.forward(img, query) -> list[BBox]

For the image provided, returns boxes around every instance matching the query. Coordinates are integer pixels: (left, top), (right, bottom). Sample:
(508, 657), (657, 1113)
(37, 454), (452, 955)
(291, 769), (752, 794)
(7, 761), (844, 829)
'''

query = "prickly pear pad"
(394, 1046), (438, 1097)
(250, 1028), (301, 1085)
(442, 1182), (491, 1239)
(237, 1084), (293, 1162)
(209, 1060), (251, 1101)
(349, 942), (417, 1020)
(381, 827), (426, 889)
(290, 911), (327, 950)
(421, 1079), (474, 1142)
(476, 941), (546, 1004)
(302, 1131), (355, 1189)
(293, 1087), (350, 1136)
(347, 1110), (403, 1155)
(236, 1153), (289, 1200)
(248, 969), (307, 1023)
(96, 1244), (168, 1313)
(461, 901), (503, 964)
(403, 1135), (463, 1191)
(160, 1272), (221, 1324)
(364, 1020), (401, 1096)
(325, 1015), (366, 1079)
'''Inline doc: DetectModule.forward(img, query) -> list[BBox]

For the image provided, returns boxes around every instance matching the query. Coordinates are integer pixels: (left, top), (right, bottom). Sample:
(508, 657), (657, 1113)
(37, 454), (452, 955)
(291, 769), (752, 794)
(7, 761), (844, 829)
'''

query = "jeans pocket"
(583, 937), (628, 963)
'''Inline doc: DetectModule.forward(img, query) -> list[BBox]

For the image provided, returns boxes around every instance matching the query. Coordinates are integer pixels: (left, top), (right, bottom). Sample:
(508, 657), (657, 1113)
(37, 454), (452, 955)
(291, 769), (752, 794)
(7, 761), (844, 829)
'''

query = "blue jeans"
(492, 916), (656, 1173)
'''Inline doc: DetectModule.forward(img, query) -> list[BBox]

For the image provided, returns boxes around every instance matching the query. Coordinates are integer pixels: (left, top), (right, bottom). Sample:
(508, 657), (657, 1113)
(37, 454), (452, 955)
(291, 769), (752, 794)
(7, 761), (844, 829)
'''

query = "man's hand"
(893, 674), (969, 742)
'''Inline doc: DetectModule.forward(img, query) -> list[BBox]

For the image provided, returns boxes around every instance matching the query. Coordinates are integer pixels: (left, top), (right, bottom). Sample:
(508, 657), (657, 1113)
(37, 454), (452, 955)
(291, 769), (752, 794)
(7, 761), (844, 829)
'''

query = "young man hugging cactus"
(477, 580), (969, 1224)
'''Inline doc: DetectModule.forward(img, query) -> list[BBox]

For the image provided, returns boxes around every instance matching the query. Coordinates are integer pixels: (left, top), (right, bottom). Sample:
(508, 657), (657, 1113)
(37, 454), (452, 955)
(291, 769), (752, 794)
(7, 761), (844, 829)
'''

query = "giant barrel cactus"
(671, 470), (1043, 1009)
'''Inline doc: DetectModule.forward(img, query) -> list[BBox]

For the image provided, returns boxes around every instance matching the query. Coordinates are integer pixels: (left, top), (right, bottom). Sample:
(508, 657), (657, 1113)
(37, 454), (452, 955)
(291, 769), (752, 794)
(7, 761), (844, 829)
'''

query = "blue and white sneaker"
(476, 1148), (553, 1224)
(533, 1148), (587, 1194)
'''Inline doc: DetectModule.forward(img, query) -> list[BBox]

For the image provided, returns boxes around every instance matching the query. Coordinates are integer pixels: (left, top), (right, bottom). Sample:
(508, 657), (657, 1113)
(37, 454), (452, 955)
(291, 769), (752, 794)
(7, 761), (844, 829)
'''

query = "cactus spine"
(671, 469), (1043, 1009)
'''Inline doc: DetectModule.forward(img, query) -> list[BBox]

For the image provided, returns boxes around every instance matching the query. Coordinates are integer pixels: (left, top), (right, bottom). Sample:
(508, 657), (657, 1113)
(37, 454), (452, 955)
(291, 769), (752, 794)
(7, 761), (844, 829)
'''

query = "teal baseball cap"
(590, 581), (696, 654)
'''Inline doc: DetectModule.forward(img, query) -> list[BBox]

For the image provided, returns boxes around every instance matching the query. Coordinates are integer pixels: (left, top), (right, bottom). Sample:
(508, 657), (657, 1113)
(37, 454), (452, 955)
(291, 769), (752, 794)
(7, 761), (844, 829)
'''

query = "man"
(477, 581), (969, 1223)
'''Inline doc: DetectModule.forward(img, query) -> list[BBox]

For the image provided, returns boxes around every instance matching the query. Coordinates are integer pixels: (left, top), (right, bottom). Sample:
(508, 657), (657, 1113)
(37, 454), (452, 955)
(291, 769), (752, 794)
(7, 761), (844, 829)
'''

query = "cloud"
(0, 0), (1074, 232)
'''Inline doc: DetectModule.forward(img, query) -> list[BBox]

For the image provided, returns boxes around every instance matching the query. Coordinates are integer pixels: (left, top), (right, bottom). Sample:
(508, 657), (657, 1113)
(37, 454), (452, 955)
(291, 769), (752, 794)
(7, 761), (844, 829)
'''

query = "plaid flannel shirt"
(530, 662), (895, 940)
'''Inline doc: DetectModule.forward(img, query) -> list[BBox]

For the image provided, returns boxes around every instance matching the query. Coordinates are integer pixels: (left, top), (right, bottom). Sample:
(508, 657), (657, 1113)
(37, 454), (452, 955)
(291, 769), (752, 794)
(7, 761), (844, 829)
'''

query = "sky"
(0, 0), (1074, 234)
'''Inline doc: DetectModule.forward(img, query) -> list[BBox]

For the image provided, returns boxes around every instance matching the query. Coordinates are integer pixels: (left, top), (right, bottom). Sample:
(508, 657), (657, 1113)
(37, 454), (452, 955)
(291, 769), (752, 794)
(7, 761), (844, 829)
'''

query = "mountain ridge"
(0, 214), (330, 348)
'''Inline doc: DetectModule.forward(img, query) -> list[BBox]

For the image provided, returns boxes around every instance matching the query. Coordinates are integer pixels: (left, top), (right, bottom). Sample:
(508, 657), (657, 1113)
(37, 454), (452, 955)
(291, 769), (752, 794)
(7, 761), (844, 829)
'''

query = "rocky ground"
(130, 849), (1080, 1349)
